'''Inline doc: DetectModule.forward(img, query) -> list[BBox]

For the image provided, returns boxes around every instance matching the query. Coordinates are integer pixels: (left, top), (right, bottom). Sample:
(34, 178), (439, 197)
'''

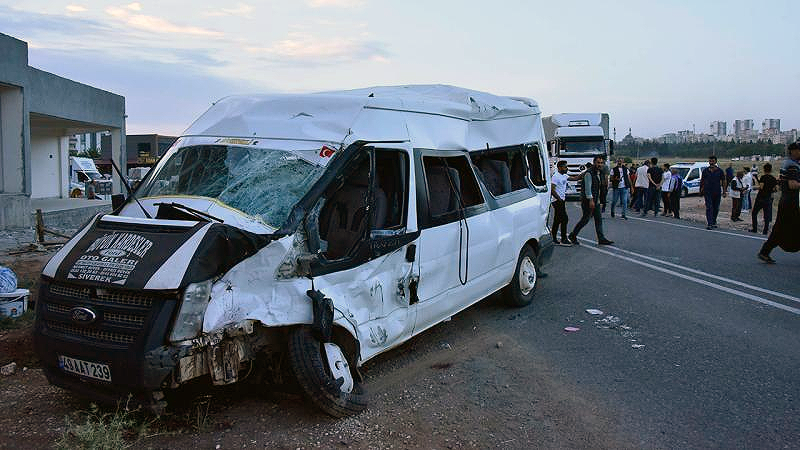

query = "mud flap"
(307, 289), (334, 342)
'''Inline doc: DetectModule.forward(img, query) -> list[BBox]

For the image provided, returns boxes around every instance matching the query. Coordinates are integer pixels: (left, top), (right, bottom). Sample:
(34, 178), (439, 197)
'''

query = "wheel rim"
(323, 343), (354, 393)
(518, 256), (537, 296)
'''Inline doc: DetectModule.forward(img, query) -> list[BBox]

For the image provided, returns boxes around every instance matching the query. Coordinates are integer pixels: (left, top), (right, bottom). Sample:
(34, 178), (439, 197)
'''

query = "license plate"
(58, 355), (112, 382)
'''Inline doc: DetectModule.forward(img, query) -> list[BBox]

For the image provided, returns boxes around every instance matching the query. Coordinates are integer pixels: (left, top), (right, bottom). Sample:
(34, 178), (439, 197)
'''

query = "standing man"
(609, 158), (632, 219)
(633, 160), (650, 212)
(730, 169), (745, 222)
(669, 166), (682, 219)
(700, 155), (728, 230)
(742, 168), (754, 211)
(750, 163), (777, 234)
(568, 156), (614, 245)
(661, 163), (672, 216)
(757, 142), (800, 263)
(550, 160), (581, 246)
(599, 158), (610, 213)
(641, 157), (663, 217)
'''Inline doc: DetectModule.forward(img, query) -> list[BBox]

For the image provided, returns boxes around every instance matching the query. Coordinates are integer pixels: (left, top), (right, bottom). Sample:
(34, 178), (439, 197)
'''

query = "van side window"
(374, 149), (409, 230)
(423, 155), (483, 219)
(318, 152), (371, 260)
(526, 145), (547, 187)
(687, 169), (699, 181)
(471, 147), (528, 196)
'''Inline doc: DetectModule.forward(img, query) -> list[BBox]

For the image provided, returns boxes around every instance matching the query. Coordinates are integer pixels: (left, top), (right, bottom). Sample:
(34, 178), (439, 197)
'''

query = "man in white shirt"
(550, 160), (581, 245)
(633, 160), (650, 212)
(730, 169), (745, 221)
(609, 158), (633, 219)
(661, 163), (673, 216)
(742, 169), (754, 211)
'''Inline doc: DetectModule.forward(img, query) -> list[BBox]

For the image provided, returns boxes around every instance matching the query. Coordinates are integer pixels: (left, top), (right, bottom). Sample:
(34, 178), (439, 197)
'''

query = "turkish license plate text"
(59, 355), (111, 382)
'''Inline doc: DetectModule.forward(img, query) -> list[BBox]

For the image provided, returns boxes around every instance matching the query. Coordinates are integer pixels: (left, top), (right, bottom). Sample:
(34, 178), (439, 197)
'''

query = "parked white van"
(671, 162), (709, 196)
(35, 85), (554, 417)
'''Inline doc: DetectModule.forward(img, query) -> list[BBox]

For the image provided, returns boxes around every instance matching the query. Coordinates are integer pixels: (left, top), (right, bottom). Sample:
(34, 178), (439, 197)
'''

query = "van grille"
(45, 321), (137, 345)
(41, 282), (177, 348)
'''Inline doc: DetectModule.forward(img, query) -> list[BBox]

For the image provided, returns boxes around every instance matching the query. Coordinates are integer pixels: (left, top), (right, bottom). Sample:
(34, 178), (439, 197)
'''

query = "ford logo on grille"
(70, 307), (97, 325)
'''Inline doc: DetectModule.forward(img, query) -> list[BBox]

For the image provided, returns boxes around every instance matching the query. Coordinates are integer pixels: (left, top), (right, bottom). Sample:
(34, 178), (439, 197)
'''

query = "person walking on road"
(550, 160), (581, 246)
(610, 158), (632, 219)
(641, 157), (663, 217)
(750, 163), (777, 234)
(758, 142), (800, 263)
(633, 160), (650, 212)
(568, 156), (614, 246)
(599, 159), (610, 213)
(669, 166), (683, 219)
(730, 169), (746, 222)
(700, 155), (727, 229)
(742, 168), (754, 211)
(661, 163), (672, 216)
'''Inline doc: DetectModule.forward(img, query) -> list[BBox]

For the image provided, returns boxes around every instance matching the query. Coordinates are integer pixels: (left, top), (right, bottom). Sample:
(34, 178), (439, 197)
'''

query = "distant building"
(710, 121), (727, 137)
(762, 119), (780, 133)
(99, 134), (177, 171)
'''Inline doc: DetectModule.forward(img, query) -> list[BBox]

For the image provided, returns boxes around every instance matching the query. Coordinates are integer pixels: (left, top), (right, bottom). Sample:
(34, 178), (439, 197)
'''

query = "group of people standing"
(548, 141), (800, 265)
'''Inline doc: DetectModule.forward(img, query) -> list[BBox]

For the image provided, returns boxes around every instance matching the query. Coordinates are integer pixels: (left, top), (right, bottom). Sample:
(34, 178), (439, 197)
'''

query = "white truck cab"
(35, 85), (554, 417)
(543, 113), (613, 196)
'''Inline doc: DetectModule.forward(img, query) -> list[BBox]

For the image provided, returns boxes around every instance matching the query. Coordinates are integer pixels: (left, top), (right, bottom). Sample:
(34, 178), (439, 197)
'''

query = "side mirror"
(111, 193), (126, 210)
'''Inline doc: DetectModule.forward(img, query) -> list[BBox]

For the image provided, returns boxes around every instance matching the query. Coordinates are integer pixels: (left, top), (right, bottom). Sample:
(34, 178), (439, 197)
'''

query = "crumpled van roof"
(181, 85), (542, 153)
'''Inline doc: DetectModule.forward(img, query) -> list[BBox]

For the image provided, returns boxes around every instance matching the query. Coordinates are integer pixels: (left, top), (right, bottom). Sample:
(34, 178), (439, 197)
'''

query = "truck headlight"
(170, 280), (213, 342)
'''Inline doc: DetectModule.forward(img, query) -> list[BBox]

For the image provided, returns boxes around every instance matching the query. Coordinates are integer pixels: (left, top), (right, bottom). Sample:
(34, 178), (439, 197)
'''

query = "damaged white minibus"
(34, 85), (554, 417)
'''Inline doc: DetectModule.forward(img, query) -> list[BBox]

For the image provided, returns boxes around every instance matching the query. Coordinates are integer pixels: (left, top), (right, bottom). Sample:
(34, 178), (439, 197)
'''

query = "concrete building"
(733, 119), (754, 140)
(710, 121), (727, 137)
(762, 119), (780, 133)
(0, 33), (126, 229)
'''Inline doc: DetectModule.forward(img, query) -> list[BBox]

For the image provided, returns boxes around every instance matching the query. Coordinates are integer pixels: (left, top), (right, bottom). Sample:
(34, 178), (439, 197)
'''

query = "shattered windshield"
(137, 145), (325, 227)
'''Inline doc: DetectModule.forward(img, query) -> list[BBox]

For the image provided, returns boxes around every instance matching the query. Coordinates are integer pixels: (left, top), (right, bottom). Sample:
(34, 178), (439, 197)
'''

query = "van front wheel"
(287, 326), (367, 418)
(506, 245), (538, 307)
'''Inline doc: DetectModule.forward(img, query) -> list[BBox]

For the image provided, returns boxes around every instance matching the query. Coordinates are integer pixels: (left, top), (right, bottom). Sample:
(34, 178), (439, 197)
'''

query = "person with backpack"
(609, 158), (633, 219)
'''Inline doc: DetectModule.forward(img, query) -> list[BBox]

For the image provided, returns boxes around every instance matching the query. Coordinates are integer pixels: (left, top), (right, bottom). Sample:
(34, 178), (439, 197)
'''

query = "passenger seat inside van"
(477, 158), (512, 196)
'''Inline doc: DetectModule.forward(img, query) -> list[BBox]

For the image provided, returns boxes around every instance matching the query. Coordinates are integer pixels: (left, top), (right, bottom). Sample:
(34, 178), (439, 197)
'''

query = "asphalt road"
(532, 203), (800, 448)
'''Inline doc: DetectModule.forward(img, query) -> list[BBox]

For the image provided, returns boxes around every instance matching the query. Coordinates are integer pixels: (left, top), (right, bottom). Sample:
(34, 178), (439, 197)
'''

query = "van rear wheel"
(287, 326), (367, 418)
(506, 245), (538, 307)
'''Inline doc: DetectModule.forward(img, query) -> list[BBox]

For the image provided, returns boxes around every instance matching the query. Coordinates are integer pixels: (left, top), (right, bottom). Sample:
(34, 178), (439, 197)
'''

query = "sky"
(1, 0), (798, 138)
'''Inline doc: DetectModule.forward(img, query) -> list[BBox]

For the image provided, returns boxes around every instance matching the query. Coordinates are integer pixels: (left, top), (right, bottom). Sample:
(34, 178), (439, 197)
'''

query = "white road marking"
(575, 238), (800, 316)
(578, 238), (800, 304)
(627, 216), (767, 241)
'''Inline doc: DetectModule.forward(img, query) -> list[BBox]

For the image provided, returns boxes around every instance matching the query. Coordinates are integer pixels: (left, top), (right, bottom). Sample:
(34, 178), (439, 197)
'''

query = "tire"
(506, 245), (538, 307)
(287, 326), (367, 418)
(681, 187), (688, 198)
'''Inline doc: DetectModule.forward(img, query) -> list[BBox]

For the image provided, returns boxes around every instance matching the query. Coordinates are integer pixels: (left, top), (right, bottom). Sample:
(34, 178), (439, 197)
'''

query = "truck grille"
(41, 281), (177, 348)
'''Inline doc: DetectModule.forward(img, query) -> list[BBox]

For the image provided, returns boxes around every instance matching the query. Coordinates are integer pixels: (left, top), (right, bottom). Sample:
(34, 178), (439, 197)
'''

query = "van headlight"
(170, 280), (213, 342)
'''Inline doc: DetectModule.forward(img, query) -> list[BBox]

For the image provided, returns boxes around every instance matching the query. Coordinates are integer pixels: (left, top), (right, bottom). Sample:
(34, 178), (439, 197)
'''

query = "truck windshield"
(559, 138), (605, 156)
(137, 145), (325, 228)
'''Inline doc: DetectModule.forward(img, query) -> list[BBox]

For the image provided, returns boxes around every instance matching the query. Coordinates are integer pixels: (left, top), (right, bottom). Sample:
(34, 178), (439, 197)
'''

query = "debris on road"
(595, 315), (622, 329)
(495, 341), (503, 349)
(1, 362), (17, 376)
(585, 309), (604, 315)
(563, 327), (580, 332)
(631, 344), (645, 349)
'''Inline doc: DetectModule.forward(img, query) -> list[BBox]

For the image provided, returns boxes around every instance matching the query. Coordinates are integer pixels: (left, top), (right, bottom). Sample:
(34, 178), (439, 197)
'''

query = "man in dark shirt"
(700, 155), (727, 229)
(568, 156), (614, 246)
(751, 163), (778, 234)
(641, 157), (663, 217)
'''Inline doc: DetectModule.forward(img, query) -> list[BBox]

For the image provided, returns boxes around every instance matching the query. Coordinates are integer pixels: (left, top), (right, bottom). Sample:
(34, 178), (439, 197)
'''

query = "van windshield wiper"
(153, 202), (224, 223)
